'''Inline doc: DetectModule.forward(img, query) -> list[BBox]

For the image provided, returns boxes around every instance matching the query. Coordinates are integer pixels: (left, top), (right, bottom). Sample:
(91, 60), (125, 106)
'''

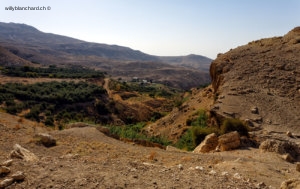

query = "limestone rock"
(286, 131), (293, 138)
(11, 171), (25, 181)
(0, 166), (10, 174)
(282, 154), (295, 163)
(0, 178), (14, 188)
(1, 159), (13, 167)
(10, 144), (38, 162)
(259, 139), (300, 160)
(35, 133), (56, 147)
(193, 133), (218, 153)
(280, 179), (300, 189)
(251, 107), (258, 114)
(166, 145), (184, 152)
(218, 131), (241, 151)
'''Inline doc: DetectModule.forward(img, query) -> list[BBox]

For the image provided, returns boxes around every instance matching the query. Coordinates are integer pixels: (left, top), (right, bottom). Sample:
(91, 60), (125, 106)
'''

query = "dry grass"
(148, 151), (157, 161)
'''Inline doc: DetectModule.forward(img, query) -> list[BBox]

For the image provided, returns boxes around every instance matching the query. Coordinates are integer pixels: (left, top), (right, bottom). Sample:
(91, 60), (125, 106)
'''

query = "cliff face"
(209, 27), (300, 133)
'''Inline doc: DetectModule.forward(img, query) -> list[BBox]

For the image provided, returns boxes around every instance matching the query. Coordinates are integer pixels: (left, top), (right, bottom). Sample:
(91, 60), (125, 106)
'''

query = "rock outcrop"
(10, 144), (38, 162)
(209, 27), (300, 133)
(217, 131), (241, 151)
(193, 133), (218, 153)
(193, 131), (241, 153)
(280, 179), (300, 189)
(259, 139), (300, 162)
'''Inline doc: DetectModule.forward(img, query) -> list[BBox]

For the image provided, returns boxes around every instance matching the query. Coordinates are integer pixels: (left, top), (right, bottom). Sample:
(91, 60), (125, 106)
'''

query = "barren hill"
(209, 27), (300, 134)
(144, 27), (300, 142)
(0, 22), (211, 90)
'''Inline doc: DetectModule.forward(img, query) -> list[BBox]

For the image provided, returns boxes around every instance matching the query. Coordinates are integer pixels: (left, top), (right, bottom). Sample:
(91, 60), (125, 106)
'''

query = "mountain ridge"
(0, 22), (212, 89)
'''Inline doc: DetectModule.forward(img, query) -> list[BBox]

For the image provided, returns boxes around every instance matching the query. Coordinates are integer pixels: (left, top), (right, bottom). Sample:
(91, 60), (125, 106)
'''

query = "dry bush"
(148, 151), (157, 161)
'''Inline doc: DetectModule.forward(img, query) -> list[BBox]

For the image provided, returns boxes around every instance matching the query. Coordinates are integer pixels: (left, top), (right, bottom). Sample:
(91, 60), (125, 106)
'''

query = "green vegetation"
(109, 79), (180, 98)
(176, 112), (249, 151)
(220, 118), (249, 137)
(0, 81), (108, 126)
(108, 122), (171, 146)
(2, 65), (105, 78)
(176, 109), (212, 151)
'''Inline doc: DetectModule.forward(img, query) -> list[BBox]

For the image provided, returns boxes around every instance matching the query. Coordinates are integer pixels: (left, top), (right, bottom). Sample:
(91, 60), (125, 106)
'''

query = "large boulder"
(35, 133), (56, 147)
(193, 133), (218, 153)
(218, 131), (241, 151)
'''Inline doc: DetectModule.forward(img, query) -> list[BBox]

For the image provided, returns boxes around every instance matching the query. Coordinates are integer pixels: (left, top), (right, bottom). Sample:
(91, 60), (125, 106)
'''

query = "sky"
(0, 0), (299, 59)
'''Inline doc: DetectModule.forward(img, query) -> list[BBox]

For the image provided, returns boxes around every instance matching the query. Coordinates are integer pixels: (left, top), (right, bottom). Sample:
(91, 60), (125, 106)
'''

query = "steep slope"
(0, 22), (211, 89)
(145, 27), (300, 142)
(209, 27), (300, 133)
(0, 45), (33, 66)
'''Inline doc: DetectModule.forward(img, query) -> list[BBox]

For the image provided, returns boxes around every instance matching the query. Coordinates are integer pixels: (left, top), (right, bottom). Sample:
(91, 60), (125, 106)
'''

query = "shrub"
(220, 118), (249, 137)
(191, 127), (219, 147)
(175, 129), (194, 151)
(191, 110), (207, 127)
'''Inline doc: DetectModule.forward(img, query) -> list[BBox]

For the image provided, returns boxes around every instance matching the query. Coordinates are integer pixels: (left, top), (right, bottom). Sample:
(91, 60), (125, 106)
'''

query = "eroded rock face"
(280, 178), (300, 189)
(209, 27), (300, 133)
(193, 131), (242, 153)
(193, 133), (218, 153)
(218, 131), (241, 151)
(259, 139), (300, 161)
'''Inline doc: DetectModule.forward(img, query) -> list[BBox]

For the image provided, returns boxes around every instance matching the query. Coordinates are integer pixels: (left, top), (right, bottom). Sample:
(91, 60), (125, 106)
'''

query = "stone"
(209, 170), (216, 175)
(259, 139), (300, 160)
(280, 179), (300, 189)
(10, 144), (38, 162)
(296, 163), (300, 172)
(35, 133), (56, 147)
(251, 107), (258, 114)
(1, 159), (13, 167)
(11, 171), (25, 181)
(233, 173), (242, 179)
(282, 154), (295, 163)
(286, 131), (293, 138)
(195, 166), (204, 171)
(0, 166), (10, 174)
(177, 164), (183, 170)
(0, 178), (14, 188)
(193, 133), (219, 153)
(257, 182), (266, 188)
(218, 131), (241, 151)
(166, 145), (183, 152)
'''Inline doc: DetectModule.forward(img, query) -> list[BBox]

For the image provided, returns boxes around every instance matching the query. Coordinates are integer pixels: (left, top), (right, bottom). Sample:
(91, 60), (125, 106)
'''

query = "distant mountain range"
(0, 22), (212, 89)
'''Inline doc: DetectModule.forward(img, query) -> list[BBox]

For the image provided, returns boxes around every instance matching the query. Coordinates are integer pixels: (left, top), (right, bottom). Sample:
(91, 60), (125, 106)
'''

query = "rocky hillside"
(209, 27), (300, 133)
(0, 46), (33, 66)
(144, 27), (300, 143)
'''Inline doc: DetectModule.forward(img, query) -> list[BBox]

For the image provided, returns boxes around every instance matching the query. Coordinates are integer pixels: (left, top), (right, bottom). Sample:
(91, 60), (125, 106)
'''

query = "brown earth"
(209, 27), (300, 134)
(146, 27), (300, 143)
(144, 86), (215, 142)
(1, 112), (300, 189)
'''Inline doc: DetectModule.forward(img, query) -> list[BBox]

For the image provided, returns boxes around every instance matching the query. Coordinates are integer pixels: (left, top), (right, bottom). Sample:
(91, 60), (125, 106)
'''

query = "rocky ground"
(1, 112), (300, 189)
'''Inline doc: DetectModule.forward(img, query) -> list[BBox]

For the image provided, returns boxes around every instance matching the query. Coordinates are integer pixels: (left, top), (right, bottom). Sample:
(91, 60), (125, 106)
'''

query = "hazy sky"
(1, 0), (299, 59)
